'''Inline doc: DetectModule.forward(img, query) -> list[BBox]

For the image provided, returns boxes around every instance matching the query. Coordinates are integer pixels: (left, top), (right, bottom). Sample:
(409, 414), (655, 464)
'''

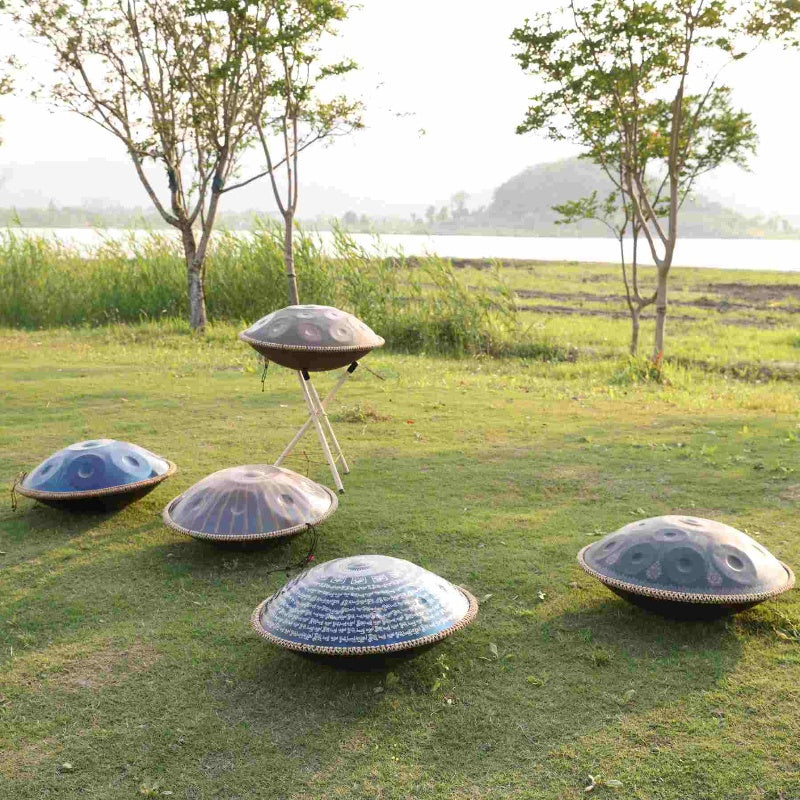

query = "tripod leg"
(305, 376), (350, 475)
(275, 362), (357, 467)
(297, 370), (344, 494)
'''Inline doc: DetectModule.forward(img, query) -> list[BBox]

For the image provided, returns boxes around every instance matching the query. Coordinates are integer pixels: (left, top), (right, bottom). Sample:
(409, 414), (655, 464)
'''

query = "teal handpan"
(18, 439), (175, 511)
(251, 555), (478, 656)
(579, 515), (794, 618)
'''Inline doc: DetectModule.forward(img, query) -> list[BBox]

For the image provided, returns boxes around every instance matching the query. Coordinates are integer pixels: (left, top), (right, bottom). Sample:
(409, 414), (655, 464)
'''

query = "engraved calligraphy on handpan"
(258, 555), (472, 649)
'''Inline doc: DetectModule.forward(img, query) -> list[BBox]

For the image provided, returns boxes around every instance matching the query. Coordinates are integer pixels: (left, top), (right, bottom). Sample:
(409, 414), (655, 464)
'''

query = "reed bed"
(0, 224), (564, 358)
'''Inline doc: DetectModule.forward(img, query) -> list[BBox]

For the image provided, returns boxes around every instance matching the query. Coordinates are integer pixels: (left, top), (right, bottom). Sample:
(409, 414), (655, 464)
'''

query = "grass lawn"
(1, 320), (799, 799)
(460, 260), (800, 370)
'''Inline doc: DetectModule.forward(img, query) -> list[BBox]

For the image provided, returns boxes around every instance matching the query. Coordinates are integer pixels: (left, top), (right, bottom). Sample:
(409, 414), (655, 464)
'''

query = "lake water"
(4, 228), (800, 272)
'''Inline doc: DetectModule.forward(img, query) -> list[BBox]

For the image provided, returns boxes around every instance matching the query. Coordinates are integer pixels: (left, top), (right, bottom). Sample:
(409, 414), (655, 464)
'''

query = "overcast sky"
(1, 0), (799, 215)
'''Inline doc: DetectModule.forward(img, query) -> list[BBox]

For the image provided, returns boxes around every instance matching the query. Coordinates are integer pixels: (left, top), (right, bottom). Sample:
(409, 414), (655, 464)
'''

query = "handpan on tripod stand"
(239, 305), (384, 492)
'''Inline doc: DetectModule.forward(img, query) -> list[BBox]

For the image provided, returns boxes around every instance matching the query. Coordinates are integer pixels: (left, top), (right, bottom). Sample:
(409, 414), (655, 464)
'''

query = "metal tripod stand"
(274, 362), (359, 494)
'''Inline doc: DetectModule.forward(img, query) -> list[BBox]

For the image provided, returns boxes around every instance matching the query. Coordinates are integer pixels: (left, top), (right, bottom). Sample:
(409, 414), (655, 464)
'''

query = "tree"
(451, 190), (469, 220)
(246, 0), (362, 306)
(0, 70), (11, 147)
(512, 0), (800, 359)
(11, 0), (273, 332)
(0, 4), (16, 149)
(554, 190), (654, 355)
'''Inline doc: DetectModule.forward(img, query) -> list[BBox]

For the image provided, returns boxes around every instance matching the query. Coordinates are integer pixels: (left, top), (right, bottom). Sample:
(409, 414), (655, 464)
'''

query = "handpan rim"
(17, 459), (177, 502)
(250, 586), (478, 656)
(162, 479), (338, 542)
(578, 544), (795, 605)
(237, 330), (385, 354)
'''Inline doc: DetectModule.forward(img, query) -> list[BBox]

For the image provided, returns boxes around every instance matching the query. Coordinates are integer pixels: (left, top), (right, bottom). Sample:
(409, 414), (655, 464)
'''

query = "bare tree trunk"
(188, 266), (207, 332)
(284, 209), (299, 305)
(653, 266), (669, 359)
(630, 305), (640, 356)
(180, 225), (207, 332)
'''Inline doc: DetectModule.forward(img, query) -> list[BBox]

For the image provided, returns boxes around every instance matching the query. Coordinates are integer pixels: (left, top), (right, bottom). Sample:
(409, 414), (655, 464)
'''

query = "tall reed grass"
(0, 224), (564, 358)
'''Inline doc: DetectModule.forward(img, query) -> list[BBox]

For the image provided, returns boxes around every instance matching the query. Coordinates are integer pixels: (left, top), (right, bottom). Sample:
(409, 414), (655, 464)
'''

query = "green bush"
(0, 223), (564, 358)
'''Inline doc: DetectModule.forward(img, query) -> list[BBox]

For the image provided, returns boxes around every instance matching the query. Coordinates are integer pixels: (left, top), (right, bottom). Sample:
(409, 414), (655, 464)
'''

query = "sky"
(0, 1), (799, 216)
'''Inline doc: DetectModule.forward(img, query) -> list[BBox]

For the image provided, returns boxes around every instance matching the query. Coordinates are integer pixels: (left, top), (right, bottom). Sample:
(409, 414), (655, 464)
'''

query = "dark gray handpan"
(163, 465), (337, 542)
(251, 555), (478, 655)
(578, 515), (794, 618)
(239, 305), (384, 372)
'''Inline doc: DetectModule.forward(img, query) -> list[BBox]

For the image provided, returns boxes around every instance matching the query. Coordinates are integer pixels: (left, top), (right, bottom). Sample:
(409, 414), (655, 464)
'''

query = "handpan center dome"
(251, 554), (478, 655)
(238, 304), (384, 372)
(18, 439), (175, 511)
(162, 464), (337, 542)
(579, 515), (794, 617)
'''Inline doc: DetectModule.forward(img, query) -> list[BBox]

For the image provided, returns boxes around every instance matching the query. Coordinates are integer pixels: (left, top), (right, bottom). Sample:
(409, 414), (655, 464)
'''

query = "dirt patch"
(408, 256), (556, 271)
(4, 639), (158, 693)
(0, 736), (60, 779)
(514, 288), (619, 303)
(516, 303), (779, 328)
(779, 485), (800, 502)
(404, 256), (620, 274)
(670, 357), (800, 382)
(513, 287), (800, 314)
(710, 282), (800, 303)
(0, 641), (158, 780)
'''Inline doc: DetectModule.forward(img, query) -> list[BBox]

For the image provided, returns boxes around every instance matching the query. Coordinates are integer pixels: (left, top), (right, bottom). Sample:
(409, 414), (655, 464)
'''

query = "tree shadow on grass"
(201, 593), (746, 798)
(144, 529), (321, 585)
(2, 500), (116, 539)
(0, 500), (130, 574)
(1, 437), (790, 798)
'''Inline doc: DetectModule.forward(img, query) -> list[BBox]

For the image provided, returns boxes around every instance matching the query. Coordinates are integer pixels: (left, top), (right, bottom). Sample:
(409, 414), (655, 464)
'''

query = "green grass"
(0, 227), (524, 358)
(3, 225), (799, 375)
(457, 258), (800, 370)
(2, 322), (800, 799)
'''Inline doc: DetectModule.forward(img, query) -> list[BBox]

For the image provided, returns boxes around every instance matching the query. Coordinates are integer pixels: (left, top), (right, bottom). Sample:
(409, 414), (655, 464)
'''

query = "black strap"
(262, 524), (320, 576)
(260, 359), (269, 392)
(10, 472), (26, 512)
(361, 362), (386, 381)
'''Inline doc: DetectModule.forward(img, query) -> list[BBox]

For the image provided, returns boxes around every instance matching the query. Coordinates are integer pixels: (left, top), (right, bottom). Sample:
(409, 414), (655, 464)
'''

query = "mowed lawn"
(1, 321), (799, 799)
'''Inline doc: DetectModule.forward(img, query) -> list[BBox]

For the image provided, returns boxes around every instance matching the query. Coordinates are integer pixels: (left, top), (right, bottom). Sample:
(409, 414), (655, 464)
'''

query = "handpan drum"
(17, 439), (175, 512)
(238, 304), (384, 372)
(578, 515), (795, 619)
(162, 464), (337, 542)
(251, 554), (478, 656)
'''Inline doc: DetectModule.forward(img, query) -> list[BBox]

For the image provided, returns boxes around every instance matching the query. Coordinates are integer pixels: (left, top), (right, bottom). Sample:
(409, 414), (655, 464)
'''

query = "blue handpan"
(579, 515), (794, 618)
(18, 439), (176, 512)
(251, 555), (478, 656)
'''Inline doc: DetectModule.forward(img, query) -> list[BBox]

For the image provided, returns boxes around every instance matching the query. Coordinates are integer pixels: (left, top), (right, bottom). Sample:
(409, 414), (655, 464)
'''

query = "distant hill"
(0, 156), (797, 238)
(456, 158), (798, 238)
(0, 158), (428, 219)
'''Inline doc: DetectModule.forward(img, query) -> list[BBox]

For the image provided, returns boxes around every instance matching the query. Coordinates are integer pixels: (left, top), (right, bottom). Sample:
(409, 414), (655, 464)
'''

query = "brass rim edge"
(238, 331), (385, 354)
(16, 460), (177, 501)
(577, 545), (795, 604)
(249, 587), (479, 656)
(162, 486), (338, 542)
